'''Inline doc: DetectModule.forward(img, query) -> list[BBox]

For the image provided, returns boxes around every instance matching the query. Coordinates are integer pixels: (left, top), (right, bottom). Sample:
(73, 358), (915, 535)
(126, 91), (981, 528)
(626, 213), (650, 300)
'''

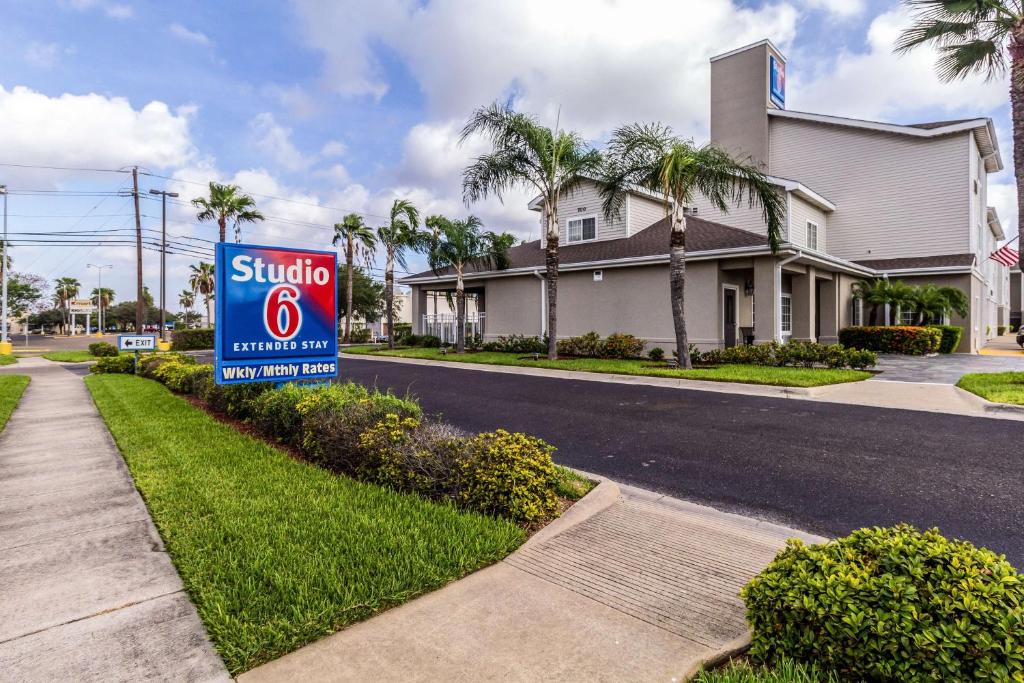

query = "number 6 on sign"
(263, 284), (302, 341)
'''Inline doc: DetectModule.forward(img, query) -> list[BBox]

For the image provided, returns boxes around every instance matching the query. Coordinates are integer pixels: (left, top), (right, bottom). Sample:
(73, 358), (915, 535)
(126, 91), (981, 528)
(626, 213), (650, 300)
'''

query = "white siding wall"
(628, 193), (668, 235)
(788, 195), (827, 251)
(768, 117), (971, 261)
(546, 181), (626, 244)
(688, 189), (784, 237)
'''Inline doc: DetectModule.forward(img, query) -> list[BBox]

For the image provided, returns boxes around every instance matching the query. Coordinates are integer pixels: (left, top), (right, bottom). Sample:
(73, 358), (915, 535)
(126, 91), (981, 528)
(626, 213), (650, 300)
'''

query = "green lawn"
(42, 350), (96, 362)
(342, 346), (871, 388)
(0, 355), (16, 366)
(0, 375), (30, 431)
(957, 372), (1024, 406)
(85, 374), (525, 674)
(694, 659), (838, 683)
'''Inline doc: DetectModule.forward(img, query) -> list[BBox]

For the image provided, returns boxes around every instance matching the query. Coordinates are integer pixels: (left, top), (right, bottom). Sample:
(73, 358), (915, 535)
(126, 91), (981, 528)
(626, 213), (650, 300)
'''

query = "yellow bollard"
(0, 341), (12, 355)
(156, 339), (172, 352)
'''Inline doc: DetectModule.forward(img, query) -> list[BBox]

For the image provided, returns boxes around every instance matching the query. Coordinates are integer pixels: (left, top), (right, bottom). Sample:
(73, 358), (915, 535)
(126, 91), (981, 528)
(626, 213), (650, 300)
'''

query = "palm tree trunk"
(385, 250), (395, 350)
(218, 216), (226, 243)
(206, 296), (212, 328)
(345, 240), (354, 343)
(670, 209), (691, 369)
(1012, 39), (1024, 273)
(545, 204), (559, 360)
(456, 271), (466, 354)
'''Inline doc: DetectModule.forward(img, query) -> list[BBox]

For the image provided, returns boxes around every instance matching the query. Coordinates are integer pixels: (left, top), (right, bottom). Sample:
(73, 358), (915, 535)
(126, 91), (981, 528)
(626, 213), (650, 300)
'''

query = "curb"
(680, 634), (752, 681)
(953, 385), (1024, 419)
(515, 477), (621, 553)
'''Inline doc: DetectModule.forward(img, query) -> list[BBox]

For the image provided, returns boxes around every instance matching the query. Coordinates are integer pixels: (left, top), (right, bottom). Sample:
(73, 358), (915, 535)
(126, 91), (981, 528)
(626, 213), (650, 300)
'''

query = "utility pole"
(149, 189), (178, 343)
(0, 184), (9, 354)
(132, 166), (144, 333)
(88, 264), (112, 337)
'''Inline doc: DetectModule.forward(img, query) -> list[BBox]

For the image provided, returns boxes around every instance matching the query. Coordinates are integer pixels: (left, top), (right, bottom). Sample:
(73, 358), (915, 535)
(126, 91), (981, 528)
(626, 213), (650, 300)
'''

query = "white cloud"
(169, 23), (211, 47)
(248, 112), (313, 172)
(261, 84), (320, 119)
(24, 42), (62, 68)
(65, 0), (134, 19)
(320, 140), (347, 157)
(0, 85), (196, 186)
(799, 0), (865, 19)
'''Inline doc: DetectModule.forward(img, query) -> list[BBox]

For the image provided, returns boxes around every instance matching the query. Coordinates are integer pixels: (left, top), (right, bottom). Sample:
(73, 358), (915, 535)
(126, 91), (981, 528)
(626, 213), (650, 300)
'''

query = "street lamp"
(149, 189), (179, 343)
(0, 184), (9, 354)
(87, 264), (113, 337)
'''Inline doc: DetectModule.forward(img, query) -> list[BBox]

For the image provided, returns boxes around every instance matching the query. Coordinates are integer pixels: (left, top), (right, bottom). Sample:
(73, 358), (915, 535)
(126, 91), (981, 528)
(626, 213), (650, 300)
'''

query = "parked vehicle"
(1017, 327), (1024, 349)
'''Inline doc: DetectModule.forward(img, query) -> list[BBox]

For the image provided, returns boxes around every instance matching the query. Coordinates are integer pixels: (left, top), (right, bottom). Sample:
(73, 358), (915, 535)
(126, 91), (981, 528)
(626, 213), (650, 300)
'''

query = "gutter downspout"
(775, 251), (802, 342)
(881, 272), (890, 326)
(533, 270), (546, 337)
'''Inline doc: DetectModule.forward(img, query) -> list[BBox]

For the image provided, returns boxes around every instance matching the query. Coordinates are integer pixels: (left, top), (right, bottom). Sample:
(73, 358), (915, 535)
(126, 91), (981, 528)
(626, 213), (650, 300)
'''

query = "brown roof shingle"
(853, 253), (976, 271)
(410, 216), (769, 278)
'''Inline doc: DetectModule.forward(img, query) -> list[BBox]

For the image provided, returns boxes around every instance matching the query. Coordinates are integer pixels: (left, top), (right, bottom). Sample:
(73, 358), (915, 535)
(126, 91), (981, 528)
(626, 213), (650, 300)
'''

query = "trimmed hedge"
(96, 353), (566, 525)
(88, 341), (119, 357)
(481, 334), (548, 354)
(838, 326), (941, 355)
(171, 327), (214, 351)
(927, 325), (963, 354)
(687, 341), (877, 370)
(742, 525), (1024, 682)
(556, 331), (646, 359)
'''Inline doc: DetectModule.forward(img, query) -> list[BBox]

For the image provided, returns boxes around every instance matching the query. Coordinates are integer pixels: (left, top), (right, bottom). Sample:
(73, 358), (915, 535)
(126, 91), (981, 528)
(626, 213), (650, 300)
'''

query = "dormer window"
(806, 220), (818, 250)
(567, 216), (597, 243)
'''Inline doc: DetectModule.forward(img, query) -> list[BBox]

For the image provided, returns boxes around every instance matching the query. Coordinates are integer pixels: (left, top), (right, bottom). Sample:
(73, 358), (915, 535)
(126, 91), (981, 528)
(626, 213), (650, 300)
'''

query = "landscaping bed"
(0, 375), (29, 430)
(957, 372), (1024, 406)
(342, 346), (872, 388)
(0, 354), (16, 366)
(42, 350), (97, 362)
(85, 373), (530, 674)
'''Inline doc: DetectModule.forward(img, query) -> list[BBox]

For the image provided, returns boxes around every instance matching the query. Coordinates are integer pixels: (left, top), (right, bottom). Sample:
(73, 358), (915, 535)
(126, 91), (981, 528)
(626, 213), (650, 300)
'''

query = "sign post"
(118, 334), (157, 374)
(214, 243), (338, 385)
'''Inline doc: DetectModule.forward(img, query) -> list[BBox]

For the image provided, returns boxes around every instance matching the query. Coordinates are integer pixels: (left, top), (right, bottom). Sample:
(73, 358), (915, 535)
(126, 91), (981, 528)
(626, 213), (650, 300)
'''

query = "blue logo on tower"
(769, 55), (785, 109)
(214, 242), (339, 385)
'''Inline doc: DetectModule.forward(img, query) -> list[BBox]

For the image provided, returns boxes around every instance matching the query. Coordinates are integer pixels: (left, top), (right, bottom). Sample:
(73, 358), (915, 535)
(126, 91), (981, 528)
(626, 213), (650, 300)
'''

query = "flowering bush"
(459, 429), (560, 524)
(838, 326), (941, 355)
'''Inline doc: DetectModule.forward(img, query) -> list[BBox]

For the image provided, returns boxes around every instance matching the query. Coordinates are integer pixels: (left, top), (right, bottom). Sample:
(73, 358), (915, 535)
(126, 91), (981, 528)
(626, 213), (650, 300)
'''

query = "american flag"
(989, 244), (1020, 267)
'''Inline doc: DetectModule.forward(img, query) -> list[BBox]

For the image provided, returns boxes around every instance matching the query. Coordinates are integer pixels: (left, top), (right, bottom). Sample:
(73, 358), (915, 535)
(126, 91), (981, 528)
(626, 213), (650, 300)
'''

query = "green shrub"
(392, 323), (412, 342)
(358, 414), (469, 501)
(296, 383), (422, 472)
(838, 326), (941, 355)
(171, 327), (214, 351)
(88, 341), (119, 357)
(139, 352), (195, 380)
(927, 325), (963, 354)
(648, 347), (665, 362)
(347, 327), (372, 343)
(742, 525), (1024, 682)
(459, 429), (560, 524)
(418, 334), (441, 348)
(159, 363), (212, 394)
(90, 354), (137, 374)
(602, 333), (645, 359)
(481, 334), (548, 354)
(556, 331), (605, 358)
(998, 325), (1008, 336)
(199, 378), (273, 419)
(692, 341), (875, 370)
(249, 383), (308, 446)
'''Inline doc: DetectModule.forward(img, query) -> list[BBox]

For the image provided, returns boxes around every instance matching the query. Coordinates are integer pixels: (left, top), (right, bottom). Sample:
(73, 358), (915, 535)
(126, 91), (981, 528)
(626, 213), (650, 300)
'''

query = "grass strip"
(85, 374), (525, 674)
(342, 347), (871, 388)
(0, 355), (16, 366)
(694, 658), (839, 682)
(42, 350), (96, 362)
(957, 372), (1024, 406)
(0, 375), (30, 431)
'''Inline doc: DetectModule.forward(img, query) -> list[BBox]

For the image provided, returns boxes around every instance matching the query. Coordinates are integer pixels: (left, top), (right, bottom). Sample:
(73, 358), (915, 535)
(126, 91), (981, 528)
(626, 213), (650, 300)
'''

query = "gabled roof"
(768, 109), (1003, 172)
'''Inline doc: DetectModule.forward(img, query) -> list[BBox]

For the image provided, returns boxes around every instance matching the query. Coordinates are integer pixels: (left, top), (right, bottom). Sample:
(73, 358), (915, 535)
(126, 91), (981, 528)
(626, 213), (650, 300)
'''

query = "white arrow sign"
(118, 335), (157, 351)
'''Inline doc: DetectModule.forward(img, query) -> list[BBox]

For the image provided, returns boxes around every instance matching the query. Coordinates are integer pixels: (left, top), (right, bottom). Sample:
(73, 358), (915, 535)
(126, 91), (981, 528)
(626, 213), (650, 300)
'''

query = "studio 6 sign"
(214, 243), (338, 385)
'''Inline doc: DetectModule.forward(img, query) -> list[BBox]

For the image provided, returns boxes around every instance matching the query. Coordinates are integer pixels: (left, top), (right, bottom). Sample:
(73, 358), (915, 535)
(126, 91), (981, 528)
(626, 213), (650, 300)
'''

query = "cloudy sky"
(0, 0), (1016, 311)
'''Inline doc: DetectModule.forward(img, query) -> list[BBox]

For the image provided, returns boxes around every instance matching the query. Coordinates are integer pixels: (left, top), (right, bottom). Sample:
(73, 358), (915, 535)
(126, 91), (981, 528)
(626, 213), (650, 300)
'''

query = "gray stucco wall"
(895, 273), (975, 352)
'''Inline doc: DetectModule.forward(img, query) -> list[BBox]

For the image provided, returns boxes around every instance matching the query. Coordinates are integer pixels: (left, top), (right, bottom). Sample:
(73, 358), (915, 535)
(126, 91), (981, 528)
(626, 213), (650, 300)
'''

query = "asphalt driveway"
(335, 357), (1024, 567)
(872, 352), (1024, 384)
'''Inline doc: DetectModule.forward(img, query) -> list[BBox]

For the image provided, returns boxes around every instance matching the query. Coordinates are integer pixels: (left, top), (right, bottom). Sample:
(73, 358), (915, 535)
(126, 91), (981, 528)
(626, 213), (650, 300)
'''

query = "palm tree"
(887, 280), (919, 325)
(908, 283), (970, 324)
(461, 103), (603, 359)
(178, 290), (195, 328)
(192, 182), (265, 243)
(55, 277), (81, 334)
(0, 239), (11, 279)
(895, 1), (1024, 271)
(189, 262), (215, 327)
(376, 199), (420, 349)
(422, 215), (513, 353)
(332, 213), (376, 343)
(852, 278), (892, 325)
(599, 124), (786, 368)
(90, 287), (115, 333)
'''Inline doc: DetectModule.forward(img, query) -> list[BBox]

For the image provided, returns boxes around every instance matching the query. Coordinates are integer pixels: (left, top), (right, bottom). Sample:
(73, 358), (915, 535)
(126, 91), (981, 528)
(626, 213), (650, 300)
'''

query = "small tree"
(852, 279), (892, 326)
(189, 262), (215, 327)
(422, 215), (513, 353)
(332, 214), (376, 343)
(192, 182), (265, 243)
(178, 290), (195, 327)
(376, 199), (420, 349)
(600, 124), (785, 367)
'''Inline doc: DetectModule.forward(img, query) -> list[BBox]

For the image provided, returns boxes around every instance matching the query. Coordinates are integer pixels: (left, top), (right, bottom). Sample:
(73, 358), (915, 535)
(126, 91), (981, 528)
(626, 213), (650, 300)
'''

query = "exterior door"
(724, 288), (737, 348)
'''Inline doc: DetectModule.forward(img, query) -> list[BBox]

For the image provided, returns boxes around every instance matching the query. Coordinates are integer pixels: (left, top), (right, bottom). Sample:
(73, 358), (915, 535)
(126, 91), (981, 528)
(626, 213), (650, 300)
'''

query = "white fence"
(422, 313), (486, 344)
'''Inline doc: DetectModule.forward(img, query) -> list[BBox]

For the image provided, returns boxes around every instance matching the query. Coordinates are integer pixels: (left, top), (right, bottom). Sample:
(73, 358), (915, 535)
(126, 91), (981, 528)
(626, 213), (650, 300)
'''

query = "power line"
(0, 162), (130, 173)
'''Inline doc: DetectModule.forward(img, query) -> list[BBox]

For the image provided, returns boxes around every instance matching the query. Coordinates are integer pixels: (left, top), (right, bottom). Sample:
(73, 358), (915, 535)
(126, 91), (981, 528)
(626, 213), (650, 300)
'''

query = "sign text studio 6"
(214, 243), (338, 385)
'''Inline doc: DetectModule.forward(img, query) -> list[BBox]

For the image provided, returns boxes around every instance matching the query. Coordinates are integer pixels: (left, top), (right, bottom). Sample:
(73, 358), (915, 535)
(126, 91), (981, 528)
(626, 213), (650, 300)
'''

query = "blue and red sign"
(769, 55), (785, 109)
(214, 242), (338, 385)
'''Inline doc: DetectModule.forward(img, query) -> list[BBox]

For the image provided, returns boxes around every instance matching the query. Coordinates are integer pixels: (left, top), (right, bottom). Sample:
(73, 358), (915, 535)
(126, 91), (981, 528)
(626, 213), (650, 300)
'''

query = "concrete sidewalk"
(239, 480), (823, 683)
(0, 358), (229, 682)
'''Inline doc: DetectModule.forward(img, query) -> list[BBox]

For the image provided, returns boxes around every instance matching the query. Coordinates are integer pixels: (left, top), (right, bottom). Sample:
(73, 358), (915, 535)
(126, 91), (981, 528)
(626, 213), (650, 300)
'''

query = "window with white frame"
(780, 294), (792, 336)
(851, 298), (862, 326)
(567, 216), (597, 243)
(900, 308), (916, 326)
(806, 221), (818, 250)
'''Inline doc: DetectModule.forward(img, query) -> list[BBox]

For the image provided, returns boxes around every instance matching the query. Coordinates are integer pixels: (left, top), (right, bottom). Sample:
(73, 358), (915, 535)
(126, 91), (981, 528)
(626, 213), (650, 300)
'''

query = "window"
(851, 298), (862, 326)
(900, 308), (916, 326)
(567, 216), (596, 243)
(806, 221), (818, 250)
(780, 294), (792, 336)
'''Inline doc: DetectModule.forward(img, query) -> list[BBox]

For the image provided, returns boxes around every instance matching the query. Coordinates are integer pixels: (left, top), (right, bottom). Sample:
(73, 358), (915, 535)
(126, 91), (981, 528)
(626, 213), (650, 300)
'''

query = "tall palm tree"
(895, 0), (1024, 271)
(91, 287), (115, 332)
(422, 215), (513, 353)
(55, 276), (81, 334)
(192, 182), (265, 243)
(189, 262), (215, 327)
(376, 199), (420, 349)
(852, 278), (892, 326)
(332, 213), (376, 343)
(599, 124), (785, 368)
(178, 290), (195, 328)
(461, 103), (603, 359)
